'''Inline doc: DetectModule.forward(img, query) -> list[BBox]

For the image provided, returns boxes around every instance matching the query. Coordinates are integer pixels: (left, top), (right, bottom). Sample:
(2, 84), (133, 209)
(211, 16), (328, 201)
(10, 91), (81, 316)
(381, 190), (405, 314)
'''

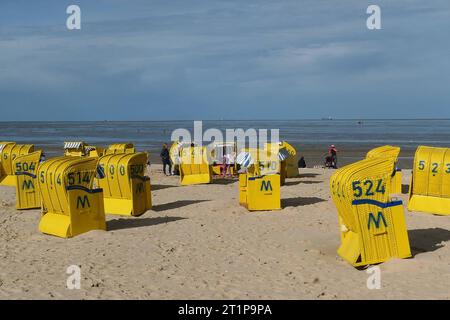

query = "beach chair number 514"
(352, 179), (385, 197)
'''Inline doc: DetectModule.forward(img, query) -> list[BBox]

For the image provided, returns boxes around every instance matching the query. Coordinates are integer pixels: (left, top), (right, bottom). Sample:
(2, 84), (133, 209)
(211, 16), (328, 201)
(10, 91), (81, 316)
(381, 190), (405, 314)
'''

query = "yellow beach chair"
(179, 146), (212, 185)
(96, 152), (152, 216)
(330, 156), (411, 267)
(408, 146), (450, 215)
(0, 142), (35, 187)
(208, 141), (238, 176)
(281, 141), (299, 178)
(366, 145), (402, 194)
(105, 143), (136, 155)
(38, 156), (106, 238)
(237, 148), (281, 211)
(64, 141), (105, 158)
(14, 150), (43, 210)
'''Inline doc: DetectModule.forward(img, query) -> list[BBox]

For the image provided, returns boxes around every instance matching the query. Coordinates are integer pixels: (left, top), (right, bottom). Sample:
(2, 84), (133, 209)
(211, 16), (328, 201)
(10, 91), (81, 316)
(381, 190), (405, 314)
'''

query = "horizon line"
(1, 118), (450, 123)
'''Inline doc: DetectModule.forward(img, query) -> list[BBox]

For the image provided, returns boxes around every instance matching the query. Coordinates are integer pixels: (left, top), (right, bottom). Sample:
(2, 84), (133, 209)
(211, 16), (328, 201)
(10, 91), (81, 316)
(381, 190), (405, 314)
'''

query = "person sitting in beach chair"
(324, 155), (334, 168)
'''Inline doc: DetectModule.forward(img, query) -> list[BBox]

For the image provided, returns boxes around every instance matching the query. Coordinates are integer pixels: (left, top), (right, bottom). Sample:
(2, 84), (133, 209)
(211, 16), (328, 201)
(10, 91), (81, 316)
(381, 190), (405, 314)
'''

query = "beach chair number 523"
(352, 179), (385, 198)
(418, 160), (450, 173)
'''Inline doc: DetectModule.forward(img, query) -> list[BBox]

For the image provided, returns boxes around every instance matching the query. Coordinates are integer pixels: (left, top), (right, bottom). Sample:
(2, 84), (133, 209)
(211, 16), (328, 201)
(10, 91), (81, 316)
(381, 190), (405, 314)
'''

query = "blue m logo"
(136, 182), (144, 194)
(368, 212), (387, 229)
(22, 180), (35, 190)
(76, 195), (90, 209)
(260, 180), (273, 192)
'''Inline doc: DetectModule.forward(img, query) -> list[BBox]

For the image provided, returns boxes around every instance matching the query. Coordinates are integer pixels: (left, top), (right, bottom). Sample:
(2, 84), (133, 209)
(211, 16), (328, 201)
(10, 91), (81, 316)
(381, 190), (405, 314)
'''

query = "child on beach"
(221, 152), (235, 178)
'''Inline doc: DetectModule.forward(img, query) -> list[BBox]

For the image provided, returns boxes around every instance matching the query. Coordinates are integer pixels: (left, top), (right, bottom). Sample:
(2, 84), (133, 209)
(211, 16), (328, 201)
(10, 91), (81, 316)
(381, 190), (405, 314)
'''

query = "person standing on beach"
(221, 152), (234, 178)
(160, 143), (172, 176)
(329, 145), (338, 169)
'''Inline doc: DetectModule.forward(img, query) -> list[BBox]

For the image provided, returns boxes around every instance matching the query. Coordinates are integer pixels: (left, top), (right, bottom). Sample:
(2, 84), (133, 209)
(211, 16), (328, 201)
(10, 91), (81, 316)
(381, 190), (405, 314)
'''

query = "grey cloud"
(0, 0), (449, 120)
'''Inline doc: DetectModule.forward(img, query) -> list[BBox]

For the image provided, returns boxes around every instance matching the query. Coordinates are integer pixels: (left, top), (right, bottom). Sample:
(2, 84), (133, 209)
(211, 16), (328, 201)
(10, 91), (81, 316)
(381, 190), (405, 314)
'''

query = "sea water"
(1, 119), (449, 167)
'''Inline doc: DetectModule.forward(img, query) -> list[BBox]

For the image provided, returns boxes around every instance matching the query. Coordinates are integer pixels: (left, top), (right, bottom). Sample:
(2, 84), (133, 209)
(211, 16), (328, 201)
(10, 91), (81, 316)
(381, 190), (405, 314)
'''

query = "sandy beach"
(0, 165), (449, 300)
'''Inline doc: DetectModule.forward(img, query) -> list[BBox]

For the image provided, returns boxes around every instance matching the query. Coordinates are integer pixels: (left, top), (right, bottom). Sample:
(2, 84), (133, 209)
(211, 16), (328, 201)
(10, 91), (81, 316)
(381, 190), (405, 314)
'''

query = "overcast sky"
(0, 0), (449, 120)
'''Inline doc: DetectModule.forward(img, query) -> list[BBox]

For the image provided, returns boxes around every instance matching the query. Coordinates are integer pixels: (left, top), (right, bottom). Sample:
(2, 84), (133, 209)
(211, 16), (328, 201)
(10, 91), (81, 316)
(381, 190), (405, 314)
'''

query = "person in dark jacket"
(298, 156), (306, 168)
(160, 143), (172, 175)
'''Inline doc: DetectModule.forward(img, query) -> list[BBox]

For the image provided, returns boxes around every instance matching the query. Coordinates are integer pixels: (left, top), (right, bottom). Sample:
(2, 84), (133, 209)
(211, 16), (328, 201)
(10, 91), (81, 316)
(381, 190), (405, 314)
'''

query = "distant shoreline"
(2, 118), (450, 122)
(35, 144), (416, 169)
(2, 119), (448, 168)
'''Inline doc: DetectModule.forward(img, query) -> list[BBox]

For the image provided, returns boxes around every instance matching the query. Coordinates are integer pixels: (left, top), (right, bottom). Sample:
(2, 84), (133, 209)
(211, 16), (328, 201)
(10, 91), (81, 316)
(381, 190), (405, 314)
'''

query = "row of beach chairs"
(1, 141), (449, 269)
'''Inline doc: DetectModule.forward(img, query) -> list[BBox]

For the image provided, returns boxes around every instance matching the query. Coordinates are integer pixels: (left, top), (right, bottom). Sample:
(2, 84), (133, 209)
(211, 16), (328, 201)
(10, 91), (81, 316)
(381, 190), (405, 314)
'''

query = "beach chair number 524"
(352, 179), (385, 198)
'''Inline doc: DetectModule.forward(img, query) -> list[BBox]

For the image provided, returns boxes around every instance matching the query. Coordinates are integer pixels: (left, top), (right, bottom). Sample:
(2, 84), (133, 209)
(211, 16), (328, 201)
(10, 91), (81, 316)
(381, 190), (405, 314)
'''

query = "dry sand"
(0, 165), (449, 299)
